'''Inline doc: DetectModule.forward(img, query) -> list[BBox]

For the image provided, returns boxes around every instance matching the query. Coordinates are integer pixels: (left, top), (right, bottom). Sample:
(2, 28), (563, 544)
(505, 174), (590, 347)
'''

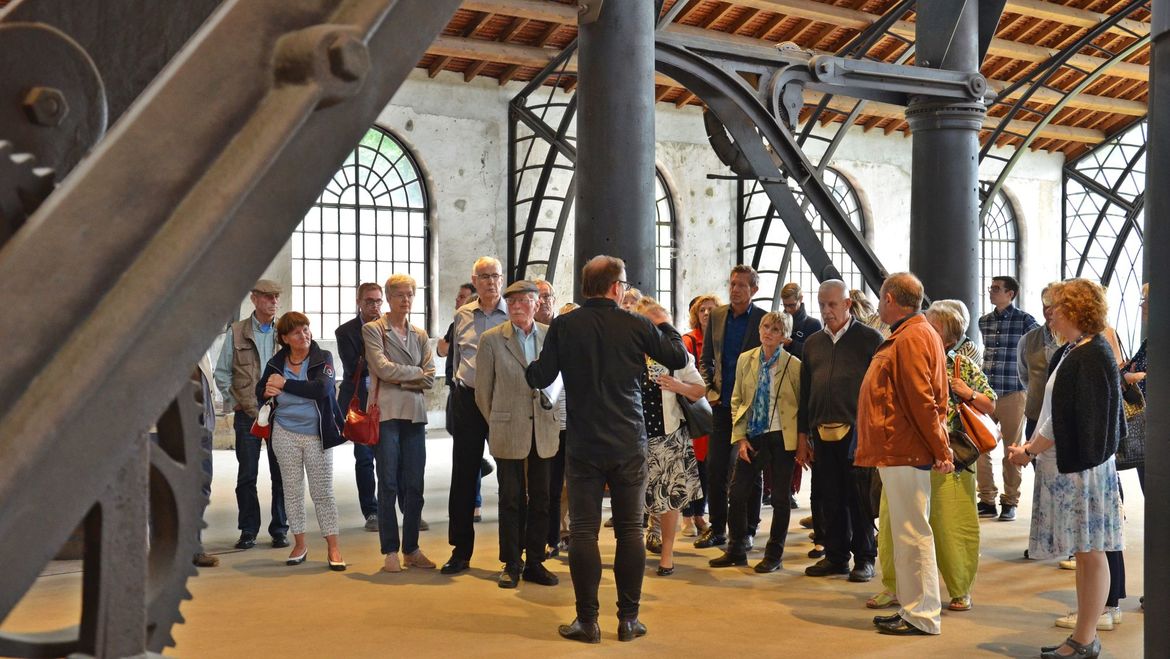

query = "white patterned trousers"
(271, 423), (339, 537)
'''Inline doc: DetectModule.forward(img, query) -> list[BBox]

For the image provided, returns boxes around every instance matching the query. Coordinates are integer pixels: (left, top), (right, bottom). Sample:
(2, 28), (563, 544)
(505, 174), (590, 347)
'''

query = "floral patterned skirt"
(1028, 454), (1124, 559)
(645, 424), (702, 514)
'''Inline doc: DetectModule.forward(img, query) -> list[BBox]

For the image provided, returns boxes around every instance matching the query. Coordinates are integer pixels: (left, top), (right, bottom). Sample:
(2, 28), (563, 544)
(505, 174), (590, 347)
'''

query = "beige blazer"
(475, 321), (559, 460)
(731, 347), (802, 450)
(362, 316), (435, 424)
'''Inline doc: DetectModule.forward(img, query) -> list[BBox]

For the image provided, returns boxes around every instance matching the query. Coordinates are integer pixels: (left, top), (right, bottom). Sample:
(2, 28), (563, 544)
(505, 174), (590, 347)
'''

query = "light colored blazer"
(475, 321), (559, 460)
(659, 352), (706, 436)
(362, 316), (435, 424)
(731, 347), (802, 450)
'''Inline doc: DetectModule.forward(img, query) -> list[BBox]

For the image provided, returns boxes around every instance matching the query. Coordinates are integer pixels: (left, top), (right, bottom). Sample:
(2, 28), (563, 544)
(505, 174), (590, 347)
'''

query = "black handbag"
(948, 429), (981, 473)
(677, 393), (713, 437)
(1116, 405), (1145, 470)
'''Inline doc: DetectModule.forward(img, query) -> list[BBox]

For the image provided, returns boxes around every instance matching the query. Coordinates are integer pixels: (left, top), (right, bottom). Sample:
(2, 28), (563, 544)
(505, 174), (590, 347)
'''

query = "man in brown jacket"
(855, 272), (953, 637)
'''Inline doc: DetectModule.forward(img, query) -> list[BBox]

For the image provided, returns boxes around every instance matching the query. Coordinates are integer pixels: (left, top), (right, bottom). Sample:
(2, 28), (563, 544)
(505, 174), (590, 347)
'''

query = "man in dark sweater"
(798, 280), (883, 583)
(781, 282), (824, 359)
(527, 255), (687, 644)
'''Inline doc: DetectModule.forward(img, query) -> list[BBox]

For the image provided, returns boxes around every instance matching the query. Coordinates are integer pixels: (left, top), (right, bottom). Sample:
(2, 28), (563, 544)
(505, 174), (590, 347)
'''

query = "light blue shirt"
(213, 313), (278, 409)
(451, 298), (509, 387)
(514, 323), (538, 363)
(274, 364), (319, 435)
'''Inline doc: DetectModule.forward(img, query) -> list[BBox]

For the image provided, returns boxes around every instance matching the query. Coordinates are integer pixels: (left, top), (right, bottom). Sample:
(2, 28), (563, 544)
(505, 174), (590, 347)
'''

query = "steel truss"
(1063, 117), (1147, 354)
(0, 0), (462, 656)
(979, 0), (1150, 220)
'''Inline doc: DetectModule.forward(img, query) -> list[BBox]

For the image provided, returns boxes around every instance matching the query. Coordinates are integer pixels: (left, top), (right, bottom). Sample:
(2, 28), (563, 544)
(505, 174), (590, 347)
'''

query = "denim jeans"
(354, 442), (378, 518)
(233, 412), (288, 538)
(566, 450), (648, 623)
(375, 419), (427, 555)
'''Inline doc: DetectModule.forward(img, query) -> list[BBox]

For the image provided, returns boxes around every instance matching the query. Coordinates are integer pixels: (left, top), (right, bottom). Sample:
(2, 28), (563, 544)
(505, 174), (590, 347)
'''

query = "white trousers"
(878, 465), (942, 634)
(271, 423), (339, 537)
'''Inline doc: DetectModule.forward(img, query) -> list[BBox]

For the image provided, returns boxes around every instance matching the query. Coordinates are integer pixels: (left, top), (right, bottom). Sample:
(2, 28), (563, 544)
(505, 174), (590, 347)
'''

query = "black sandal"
(1040, 635), (1100, 659)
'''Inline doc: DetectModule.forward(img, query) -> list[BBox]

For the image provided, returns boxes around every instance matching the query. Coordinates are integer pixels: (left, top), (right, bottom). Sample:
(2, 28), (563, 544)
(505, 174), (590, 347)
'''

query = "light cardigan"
(730, 347), (802, 450)
(362, 316), (435, 423)
(656, 352), (706, 435)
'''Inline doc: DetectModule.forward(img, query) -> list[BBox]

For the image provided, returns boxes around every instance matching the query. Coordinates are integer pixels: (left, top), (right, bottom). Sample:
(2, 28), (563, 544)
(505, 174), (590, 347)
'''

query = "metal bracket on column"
(577, 0), (604, 25)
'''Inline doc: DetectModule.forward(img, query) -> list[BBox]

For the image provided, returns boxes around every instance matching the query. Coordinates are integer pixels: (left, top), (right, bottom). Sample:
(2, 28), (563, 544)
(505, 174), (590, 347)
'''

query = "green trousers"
(879, 468), (980, 599)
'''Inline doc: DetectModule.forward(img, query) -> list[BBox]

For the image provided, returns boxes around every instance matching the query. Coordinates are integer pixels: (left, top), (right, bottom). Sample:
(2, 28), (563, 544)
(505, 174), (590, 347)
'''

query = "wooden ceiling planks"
(419, 0), (1151, 156)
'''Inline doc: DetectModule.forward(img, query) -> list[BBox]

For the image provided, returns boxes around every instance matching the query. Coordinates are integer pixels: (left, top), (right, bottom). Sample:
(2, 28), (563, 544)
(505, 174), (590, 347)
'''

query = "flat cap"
(252, 279), (283, 295)
(503, 280), (539, 298)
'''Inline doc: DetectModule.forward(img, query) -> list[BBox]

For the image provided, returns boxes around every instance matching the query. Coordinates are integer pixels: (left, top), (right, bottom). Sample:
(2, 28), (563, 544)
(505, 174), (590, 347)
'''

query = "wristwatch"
(1024, 447), (1036, 458)
(966, 392), (976, 403)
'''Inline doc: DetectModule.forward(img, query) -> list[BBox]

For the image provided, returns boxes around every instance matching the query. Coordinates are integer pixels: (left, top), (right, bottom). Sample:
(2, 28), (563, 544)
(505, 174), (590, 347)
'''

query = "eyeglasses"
(360, 298), (384, 306)
(476, 273), (503, 282)
(782, 301), (800, 310)
(987, 286), (1004, 293)
(389, 292), (415, 300)
(538, 293), (555, 301)
(617, 280), (632, 293)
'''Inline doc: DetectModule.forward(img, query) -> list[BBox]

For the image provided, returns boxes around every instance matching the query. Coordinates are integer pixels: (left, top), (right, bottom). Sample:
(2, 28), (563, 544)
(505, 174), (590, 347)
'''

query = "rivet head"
(327, 34), (369, 83)
(22, 87), (69, 127)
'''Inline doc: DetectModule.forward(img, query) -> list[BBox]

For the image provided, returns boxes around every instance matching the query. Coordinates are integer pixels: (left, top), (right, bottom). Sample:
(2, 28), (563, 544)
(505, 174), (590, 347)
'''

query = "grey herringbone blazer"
(475, 321), (559, 460)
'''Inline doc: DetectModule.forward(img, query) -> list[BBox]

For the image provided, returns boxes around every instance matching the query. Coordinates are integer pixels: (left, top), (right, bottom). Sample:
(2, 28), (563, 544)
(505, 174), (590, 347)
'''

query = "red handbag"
(342, 355), (380, 446)
(953, 354), (1000, 453)
(250, 399), (275, 440)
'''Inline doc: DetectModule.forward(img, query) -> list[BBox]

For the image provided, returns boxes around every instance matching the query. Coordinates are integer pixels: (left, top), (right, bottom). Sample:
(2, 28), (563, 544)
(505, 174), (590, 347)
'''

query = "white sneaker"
(1058, 557), (1076, 570)
(1108, 606), (1122, 624)
(1055, 610), (1113, 631)
(681, 518), (697, 537)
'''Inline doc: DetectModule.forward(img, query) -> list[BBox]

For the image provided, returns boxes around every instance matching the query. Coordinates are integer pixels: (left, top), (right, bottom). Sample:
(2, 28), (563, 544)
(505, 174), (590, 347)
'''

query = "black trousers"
(497, 439), (551, 568)
(708, 404), (762, 537)
(547, 430), (567, 547)
(728, 431), (794, 559)
(812, 433), (876, 565)
(448, 384), (488, 560)
(566, 450), (647, 623)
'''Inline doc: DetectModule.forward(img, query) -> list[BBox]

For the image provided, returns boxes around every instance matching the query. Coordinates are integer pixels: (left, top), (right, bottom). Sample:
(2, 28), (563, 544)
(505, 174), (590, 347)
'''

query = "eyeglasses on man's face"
(617, 280), (632, 293)
(988, 285), (1005, 293)
(360, 297), (383, 306)
(476, 273), (503, 282)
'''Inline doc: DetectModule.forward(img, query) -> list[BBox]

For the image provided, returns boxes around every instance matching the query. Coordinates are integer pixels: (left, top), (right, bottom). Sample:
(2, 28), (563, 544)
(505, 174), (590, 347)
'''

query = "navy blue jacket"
(335, 314), (370, 412)
(257, 341), (345, 450)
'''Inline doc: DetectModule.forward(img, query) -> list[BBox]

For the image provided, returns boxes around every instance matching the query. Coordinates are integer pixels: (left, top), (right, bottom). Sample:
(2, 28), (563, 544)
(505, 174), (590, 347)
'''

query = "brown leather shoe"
(404, 550), (435, 569)
(382, 553), (403, 573)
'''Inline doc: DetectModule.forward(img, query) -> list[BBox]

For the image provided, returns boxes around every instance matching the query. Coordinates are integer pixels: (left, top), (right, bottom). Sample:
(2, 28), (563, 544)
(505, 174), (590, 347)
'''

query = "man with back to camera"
(335, 282), (385, 532)
(696, 265), (766, 551)
(526, 255), (687, 644)
(977, 275), (1038, 522)
(856, 272), (954, 636)
(213, 279), (289, 551)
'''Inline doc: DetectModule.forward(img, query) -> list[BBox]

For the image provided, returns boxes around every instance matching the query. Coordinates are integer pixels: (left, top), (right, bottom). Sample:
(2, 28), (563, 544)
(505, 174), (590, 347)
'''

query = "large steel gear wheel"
(0, 381), (209, 658)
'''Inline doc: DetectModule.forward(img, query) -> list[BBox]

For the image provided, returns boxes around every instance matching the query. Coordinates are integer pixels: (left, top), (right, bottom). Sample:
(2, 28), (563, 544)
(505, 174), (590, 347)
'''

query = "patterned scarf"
(748, 348), (783, 437)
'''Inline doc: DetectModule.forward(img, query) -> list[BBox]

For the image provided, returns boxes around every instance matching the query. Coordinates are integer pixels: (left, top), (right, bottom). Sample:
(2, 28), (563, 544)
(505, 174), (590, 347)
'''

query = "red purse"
(250, 399), (275, 440)
(343, 355), (380, 446)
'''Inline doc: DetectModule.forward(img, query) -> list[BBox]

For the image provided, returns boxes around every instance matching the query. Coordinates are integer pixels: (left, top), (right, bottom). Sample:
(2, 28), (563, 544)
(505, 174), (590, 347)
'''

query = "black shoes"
(440, 557), (471, 575)
(558, 619), (601, 644)
(271, 534), (290, 549)
(805, 558), (850, 577)
(998, 505), (1017, 522)
(656, 565), (674, 576)
(709, 551), (748, 567)
(522, 563), (559, 586)
(617, 618), (647, 642)
(498, 564), (522, 589)
(1041, 635), (1101, 658)
(753, 557), (782, 573)
(480, 458), (494, 477)
(789, 495), (798, 509)
(873, 612), (901, 626)
(849, 562), (876, 582)
(977, 502), (998, 518)
(808, 546), (825, 559)
(876, 618), (930, 636)
(286, 549), (308, 566)
(693, 528), (726, 549)
(234, 533), (256, 550)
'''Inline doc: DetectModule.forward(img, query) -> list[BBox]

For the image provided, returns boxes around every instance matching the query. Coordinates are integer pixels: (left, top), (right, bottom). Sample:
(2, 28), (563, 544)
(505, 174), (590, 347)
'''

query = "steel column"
(1145, 0), (1169, 655)
(906, 0), (985, 322)
(574, 0), (656, 299)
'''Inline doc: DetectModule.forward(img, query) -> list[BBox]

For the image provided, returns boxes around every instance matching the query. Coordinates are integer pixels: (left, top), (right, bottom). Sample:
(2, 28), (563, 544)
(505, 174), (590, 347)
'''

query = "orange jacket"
(854, 313), (950, 468)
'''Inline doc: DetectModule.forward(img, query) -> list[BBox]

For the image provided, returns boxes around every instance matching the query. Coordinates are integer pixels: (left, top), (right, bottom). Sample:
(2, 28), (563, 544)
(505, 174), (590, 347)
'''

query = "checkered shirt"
(978, 304), (1039, 395)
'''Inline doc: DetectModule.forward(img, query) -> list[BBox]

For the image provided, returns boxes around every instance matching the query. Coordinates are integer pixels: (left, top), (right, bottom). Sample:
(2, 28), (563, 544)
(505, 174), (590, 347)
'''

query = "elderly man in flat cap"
(213, 279), (290, 551)
(475, 280), (561, 589)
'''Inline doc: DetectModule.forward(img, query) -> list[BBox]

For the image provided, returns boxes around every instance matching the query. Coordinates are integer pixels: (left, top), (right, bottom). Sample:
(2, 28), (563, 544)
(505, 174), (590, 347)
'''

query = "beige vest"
(229, 319), (266, 417)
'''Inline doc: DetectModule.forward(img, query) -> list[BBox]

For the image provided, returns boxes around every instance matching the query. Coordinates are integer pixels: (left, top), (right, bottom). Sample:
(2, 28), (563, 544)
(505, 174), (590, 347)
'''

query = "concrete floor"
(3, 433), (1145, 658)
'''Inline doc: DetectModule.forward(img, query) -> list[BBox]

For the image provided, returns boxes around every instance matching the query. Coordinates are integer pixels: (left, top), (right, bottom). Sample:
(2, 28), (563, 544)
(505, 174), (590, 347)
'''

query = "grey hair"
(471, 256), (502, 278)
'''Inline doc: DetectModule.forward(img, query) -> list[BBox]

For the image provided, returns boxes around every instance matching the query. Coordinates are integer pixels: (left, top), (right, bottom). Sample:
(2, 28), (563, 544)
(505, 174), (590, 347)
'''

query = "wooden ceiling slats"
(420, 0), (1151, 156)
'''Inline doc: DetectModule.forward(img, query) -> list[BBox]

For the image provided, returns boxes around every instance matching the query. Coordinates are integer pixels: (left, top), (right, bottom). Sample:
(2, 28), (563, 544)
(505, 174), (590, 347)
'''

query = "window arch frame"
(291, 125), (432, 339)
(654, 166), (678, 318)
(979, 184), (1022, 318)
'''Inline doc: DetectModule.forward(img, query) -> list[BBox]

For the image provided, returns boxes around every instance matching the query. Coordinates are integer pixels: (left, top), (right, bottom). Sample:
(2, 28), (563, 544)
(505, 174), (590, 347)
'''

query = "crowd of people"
(190, 257), (1145, 658)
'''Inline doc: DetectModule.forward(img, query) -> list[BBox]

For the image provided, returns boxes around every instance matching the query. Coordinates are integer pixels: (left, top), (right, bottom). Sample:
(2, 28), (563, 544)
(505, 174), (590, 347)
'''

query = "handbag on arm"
(342, 354), (381, 446)
(954, 353), (1000, 454)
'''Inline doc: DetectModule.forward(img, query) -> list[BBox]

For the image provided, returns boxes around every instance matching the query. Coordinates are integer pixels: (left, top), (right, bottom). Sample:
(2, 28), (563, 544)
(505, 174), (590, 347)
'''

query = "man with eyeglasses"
(526, 255), (686, 643)
(442, 256), (509, 574)
(336, 282), (387, 532)
(213, 279), (289, 551)
(977, 275), (1038, 522)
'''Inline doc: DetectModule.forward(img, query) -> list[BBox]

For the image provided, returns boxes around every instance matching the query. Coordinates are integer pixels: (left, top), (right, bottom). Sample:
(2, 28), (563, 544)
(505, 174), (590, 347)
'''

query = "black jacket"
(525, 297), (687, 462)
(787, 304), (824, 359)
(1047, 334), (1124, 474)
(335, 314), (369, 412)
(257, 341), (346, 450)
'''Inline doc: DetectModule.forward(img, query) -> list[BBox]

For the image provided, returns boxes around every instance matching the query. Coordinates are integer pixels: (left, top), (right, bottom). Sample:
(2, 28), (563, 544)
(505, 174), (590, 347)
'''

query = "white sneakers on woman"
(1055, 607), (1121, 631)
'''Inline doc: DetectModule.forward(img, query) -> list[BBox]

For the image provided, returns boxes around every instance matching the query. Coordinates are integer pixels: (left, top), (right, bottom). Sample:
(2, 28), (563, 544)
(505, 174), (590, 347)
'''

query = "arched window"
(742, 167), (868, 317)
(980, 187), (1020, 317)
(654, 168), (677, 316)
(293, 127), (430, 339)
